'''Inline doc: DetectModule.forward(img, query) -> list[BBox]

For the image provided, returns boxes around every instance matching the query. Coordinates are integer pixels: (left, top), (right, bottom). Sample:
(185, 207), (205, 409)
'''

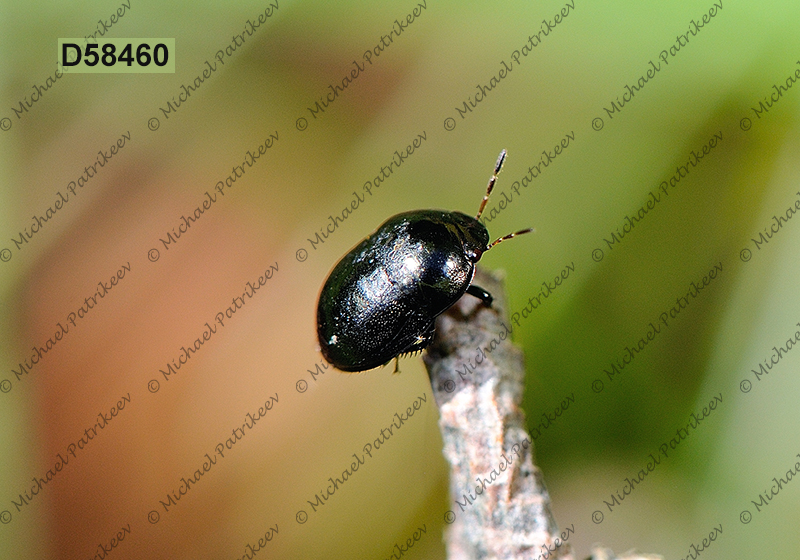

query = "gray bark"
(424, 268), (661, 560)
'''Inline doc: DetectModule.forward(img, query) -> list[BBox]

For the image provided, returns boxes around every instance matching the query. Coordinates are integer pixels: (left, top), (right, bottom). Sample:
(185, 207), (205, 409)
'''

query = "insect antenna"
(488, 227), (535, 250)
(475, 149), (507, 220)
(475, 149), (535, 250)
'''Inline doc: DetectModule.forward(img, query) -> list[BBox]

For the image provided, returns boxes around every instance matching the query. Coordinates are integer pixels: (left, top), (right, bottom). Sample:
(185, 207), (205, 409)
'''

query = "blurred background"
(2, 0), (800, 558)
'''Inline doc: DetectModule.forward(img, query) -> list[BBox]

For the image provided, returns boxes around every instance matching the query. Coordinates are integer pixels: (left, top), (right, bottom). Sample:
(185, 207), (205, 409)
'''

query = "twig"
(423, 268), (662, 560)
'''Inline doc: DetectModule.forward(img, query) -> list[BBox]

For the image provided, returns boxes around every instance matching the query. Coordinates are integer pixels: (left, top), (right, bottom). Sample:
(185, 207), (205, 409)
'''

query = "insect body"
(316, 150), (531, 372)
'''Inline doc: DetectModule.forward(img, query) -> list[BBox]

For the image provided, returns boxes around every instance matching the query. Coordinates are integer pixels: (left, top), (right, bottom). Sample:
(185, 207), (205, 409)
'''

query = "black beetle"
(316, 150), (532, 372)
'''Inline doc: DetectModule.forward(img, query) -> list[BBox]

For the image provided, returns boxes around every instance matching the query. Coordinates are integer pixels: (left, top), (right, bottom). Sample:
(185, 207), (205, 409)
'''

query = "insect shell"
(316, 150), (532, 373)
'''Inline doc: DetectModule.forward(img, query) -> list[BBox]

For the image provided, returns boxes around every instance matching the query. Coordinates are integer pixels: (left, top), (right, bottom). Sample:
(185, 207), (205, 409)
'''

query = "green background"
(2, 0), (800, 558)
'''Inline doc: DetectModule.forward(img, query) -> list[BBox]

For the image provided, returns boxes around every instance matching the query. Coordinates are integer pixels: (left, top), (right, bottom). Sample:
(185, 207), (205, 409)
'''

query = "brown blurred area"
(4, 3), (450, 557)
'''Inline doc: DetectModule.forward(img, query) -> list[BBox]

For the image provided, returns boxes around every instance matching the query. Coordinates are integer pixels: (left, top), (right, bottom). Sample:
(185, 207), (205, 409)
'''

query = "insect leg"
(466, 284), (493, 307)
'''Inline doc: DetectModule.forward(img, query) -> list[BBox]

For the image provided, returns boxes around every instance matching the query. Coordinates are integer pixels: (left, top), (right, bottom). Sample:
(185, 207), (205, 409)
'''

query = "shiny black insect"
(316, 150), (532, 372)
